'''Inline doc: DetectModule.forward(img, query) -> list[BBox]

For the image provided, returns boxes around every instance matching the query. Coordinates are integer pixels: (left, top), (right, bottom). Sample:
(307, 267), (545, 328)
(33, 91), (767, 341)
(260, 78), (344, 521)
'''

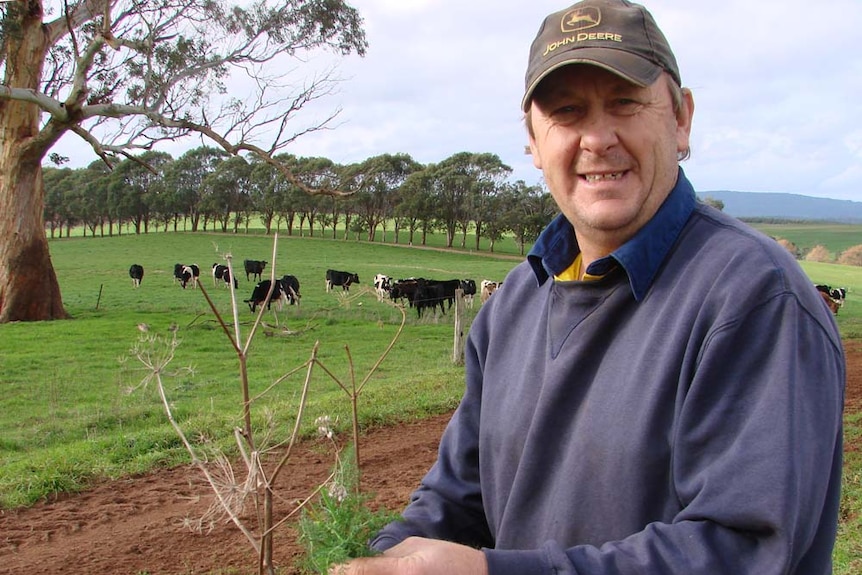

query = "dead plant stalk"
(131, 233), (408, 575)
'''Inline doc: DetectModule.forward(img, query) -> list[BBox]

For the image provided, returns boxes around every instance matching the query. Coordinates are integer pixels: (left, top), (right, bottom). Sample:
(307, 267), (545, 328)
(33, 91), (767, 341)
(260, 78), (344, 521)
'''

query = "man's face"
(528, 66), (693, 251)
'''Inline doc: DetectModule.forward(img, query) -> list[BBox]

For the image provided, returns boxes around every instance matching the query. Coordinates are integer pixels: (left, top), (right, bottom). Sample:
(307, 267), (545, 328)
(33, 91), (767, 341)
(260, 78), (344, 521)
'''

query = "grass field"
(0, 231), (520, 508)
(752, 221), (862, 260)
(2, 223), (862, 571)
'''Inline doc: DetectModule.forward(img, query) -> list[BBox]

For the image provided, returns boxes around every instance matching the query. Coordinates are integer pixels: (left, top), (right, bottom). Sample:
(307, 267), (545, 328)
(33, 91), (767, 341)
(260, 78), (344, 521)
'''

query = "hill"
(696, 191), (862, 223)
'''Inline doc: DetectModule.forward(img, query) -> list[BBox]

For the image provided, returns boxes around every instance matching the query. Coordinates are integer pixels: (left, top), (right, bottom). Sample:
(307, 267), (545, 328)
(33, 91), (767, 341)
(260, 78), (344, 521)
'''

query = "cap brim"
(521, 47), (663, 111)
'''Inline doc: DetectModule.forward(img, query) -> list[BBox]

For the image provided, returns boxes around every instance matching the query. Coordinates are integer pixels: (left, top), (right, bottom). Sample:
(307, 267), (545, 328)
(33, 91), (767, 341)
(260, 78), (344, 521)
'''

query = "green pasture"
(751, 221), (862, 260)
(2, 223), (862, 573)
(1, 232), (519, 508)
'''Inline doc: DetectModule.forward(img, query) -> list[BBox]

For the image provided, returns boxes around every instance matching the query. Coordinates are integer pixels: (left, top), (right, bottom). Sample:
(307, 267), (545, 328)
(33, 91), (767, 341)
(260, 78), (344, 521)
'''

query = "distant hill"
(696, 191), (862, 223)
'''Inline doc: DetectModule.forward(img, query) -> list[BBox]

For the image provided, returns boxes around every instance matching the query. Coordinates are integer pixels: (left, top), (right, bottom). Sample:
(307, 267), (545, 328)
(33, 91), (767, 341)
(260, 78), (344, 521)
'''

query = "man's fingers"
(381, 536), (425, 558)
(329, 556), (403, 575)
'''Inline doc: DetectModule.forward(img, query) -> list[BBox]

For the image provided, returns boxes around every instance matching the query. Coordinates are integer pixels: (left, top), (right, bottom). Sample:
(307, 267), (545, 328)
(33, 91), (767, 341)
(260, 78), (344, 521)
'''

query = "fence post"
(453, 288), (465, 365)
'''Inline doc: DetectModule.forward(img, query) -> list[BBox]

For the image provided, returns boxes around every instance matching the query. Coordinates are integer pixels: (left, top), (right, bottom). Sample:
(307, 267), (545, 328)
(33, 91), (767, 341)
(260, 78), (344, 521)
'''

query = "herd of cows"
(129, 261), (846, 319)
(127, 260), (503, 317)
(371, 275), (501, 318)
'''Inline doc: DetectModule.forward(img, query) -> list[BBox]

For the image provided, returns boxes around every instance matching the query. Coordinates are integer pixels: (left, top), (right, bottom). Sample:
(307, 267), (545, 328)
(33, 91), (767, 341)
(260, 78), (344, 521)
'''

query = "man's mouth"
(583, 171), (625, 183)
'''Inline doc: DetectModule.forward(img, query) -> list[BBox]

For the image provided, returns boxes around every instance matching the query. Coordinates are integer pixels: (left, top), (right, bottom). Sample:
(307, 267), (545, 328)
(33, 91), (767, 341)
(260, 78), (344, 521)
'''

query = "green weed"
(297, 446), (399, 574)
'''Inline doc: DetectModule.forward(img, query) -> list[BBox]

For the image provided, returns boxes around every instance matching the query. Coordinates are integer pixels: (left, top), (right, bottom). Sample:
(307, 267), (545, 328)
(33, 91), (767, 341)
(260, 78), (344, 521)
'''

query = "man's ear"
(528, 137), (543, 169)
(676, 88), (695, 155)
(524, 107), (543, 169)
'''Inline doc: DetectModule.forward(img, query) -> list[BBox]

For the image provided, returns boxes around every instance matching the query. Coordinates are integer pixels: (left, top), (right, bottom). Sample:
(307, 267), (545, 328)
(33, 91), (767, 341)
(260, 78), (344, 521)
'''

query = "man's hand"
(329, 536), (489, 575)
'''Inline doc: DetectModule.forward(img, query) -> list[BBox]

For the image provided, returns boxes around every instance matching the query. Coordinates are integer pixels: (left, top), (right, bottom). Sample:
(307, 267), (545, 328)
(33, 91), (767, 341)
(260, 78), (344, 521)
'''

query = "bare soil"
(3, 340), (861, 575)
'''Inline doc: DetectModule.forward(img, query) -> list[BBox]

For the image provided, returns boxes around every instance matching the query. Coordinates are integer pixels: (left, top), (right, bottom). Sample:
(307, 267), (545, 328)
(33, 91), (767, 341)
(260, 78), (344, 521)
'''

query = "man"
(334, 1), (845, 574)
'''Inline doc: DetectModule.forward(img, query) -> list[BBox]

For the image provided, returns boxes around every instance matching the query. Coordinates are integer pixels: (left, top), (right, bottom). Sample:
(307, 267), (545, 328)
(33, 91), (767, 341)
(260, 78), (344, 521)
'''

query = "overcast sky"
(52, 0), (862, 201)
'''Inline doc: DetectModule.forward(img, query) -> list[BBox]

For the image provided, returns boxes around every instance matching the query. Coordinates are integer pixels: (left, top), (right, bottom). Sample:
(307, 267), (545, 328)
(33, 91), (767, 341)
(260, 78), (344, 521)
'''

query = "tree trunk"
(0, 0), (69, 322)
(0, 151), (69, 322)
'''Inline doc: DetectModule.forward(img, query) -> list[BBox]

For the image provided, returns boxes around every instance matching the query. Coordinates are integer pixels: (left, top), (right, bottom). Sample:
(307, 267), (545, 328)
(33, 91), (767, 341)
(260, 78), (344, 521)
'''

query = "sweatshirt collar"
(527, 168), (696, 301)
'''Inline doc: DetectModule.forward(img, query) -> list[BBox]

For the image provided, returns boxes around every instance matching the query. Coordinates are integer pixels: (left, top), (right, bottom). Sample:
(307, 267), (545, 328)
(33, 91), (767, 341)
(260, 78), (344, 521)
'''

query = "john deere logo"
(561, 7), (600, 33)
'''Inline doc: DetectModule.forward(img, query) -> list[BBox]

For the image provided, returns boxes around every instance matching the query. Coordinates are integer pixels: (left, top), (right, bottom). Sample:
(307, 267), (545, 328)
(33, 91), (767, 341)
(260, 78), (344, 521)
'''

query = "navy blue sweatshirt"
(372, 170), (845, 575)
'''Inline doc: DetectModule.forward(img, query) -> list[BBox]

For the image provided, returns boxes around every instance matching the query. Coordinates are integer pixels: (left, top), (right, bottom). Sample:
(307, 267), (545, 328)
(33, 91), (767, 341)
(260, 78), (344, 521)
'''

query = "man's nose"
(578, 110), (619, 155)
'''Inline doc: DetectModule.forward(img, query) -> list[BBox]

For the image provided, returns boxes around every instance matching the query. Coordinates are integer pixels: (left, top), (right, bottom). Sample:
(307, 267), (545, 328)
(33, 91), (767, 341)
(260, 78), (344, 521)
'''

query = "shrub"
(839, 245), (862, 266)
(298, 446), (399, 574)
(805, 244), (832, 263)
(775, 238), (799, 258)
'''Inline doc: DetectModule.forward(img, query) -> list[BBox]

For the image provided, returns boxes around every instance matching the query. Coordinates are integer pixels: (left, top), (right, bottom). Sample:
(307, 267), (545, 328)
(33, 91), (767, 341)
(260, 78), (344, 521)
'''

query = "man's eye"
(611, 99), (642, 115)
(551, 105), (584, 118)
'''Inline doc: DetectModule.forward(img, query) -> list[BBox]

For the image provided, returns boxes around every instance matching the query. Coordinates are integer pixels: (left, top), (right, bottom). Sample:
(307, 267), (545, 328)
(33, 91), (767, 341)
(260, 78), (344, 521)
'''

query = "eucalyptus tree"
(332, 162), (359, 239)
(316, 211), (332, 236)
(276, 174), (302, 235)
(427, 157), (467, 248)
(462, 153), (511, 251)
(145, 160), (180, 233)
(386, 157), (426, 244)
(201, 155), (252, 233)
(322, 193), (342, 239)
(108, 151), (173, 234)
(397, 166), (435, 246)
(430, 152), (511, 248)
(77, 161), (114, 236)
(67, 167), (109, 236)
(248, 157), (279, 235)
(480, 192), (509, 253)
(47, 163), (113, 236)
(343, 153), (420, 242)
(42, 167), (75, 238)
(0, 0), (367, 322)
(502, 180), (557, 255)
(292, 156), (338, 237)
(163, 147), (227, 232)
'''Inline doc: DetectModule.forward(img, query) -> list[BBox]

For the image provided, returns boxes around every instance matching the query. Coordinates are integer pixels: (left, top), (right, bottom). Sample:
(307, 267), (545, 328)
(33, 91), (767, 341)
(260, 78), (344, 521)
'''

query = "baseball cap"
(522, 0), (680, 111)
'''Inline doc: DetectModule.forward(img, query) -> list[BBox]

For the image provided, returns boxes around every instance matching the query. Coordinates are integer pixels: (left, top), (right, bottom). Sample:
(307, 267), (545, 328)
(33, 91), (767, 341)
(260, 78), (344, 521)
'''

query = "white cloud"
(47, 0), (862, 201)
(846, 131), (862, 159)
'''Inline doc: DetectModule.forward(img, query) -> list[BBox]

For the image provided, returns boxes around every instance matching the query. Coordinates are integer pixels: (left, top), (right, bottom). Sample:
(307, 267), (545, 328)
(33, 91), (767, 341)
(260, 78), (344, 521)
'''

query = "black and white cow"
(326, 269), (360, 292)
(830, 287), (847, 307)
(129, 264), (144, 288)
(245, 279), (289, 312)
(460, 279), (477, 308)
(244, 259), (267, 282)
(281, 274), (301, 305)
(179, 264), (200, 289)
(815, 284), (845, 314)
(173, 263), (185, 284)
(212, 263), (229, 286)
(212, 263), (237, 289)
(373, 274), (392, 301)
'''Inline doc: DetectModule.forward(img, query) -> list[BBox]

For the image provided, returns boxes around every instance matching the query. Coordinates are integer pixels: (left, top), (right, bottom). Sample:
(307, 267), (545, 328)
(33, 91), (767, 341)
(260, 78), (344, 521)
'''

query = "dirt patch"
(0, 414), (450, 575)
(2, 342), (861, 575)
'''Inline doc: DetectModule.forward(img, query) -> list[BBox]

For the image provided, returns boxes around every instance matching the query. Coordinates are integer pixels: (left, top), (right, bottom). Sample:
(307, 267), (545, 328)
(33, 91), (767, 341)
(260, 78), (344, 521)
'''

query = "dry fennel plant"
(125, 234), (408, 575)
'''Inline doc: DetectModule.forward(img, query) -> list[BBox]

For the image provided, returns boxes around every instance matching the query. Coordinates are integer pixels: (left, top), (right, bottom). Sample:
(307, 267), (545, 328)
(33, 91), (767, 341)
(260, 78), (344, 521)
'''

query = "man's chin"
(578, 204), (638, 232)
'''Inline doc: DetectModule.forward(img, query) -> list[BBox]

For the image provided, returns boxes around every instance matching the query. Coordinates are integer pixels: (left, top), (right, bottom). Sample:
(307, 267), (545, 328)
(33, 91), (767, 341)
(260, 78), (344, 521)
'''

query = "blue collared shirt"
(527, 167), (697, 301)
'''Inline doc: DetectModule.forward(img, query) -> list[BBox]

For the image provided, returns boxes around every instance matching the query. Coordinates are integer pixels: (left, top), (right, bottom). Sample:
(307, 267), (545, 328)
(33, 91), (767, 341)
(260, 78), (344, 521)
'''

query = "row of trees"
(44, 149), (558, 254)
(2, 0), (371, 323)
